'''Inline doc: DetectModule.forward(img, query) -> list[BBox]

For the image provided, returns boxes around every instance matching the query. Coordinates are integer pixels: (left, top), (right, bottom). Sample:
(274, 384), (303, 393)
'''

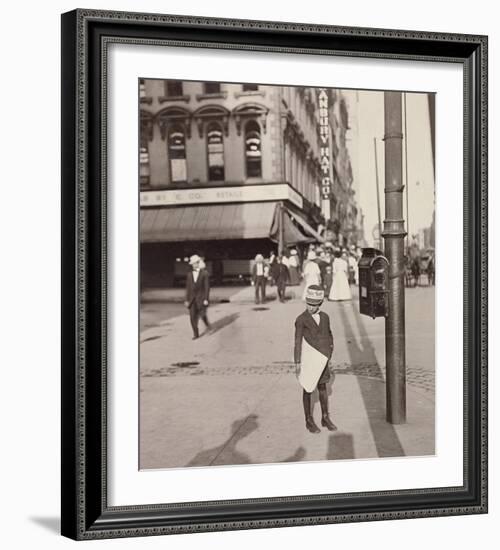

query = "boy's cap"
(305, 285), (324, 305)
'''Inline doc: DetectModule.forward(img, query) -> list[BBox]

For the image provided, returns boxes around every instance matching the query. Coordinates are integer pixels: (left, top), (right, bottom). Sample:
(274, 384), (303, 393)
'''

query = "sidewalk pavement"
(140, 284), (435, 469)
(141, 283), (301, 304)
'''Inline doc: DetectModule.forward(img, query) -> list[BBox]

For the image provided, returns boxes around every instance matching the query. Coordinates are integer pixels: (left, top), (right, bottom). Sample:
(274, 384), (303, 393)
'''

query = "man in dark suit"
(294, 285), (336, 433)
(184, 255), (211, 340)
(274, 256), (290, 302)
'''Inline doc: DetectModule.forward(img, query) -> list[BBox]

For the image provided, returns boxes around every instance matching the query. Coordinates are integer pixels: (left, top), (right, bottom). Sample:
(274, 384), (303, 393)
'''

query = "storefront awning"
(140, 202), (323, 246)
(141, 202), (280, 243)
(286, 209), (325, 243)
(269, 207), (314, 245)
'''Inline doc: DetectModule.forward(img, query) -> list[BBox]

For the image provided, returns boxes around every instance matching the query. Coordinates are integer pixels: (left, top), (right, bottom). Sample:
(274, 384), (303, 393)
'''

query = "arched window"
(167, 124), (187, 183)
(139, 138), (150, 187)
(206, 122), (225, 181)
(244, 120), (262, 178)
(139, 111), (152, 187)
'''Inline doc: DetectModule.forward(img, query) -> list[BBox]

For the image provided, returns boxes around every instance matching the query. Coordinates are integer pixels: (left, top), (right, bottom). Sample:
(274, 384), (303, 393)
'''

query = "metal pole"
(374, 137), (383, 250)
(404, 93), (410, 254)
(382, 91), (407, 425)
(278, 202), (284, 256)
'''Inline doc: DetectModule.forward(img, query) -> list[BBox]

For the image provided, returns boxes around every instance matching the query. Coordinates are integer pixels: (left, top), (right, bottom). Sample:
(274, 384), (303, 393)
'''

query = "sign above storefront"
(140, 183), (303, 209)
(317, 88), (332, 201)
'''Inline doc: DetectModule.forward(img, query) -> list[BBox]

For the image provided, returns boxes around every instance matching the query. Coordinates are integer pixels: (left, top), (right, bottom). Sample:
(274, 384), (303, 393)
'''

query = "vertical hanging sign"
(318, 89), (331, 200)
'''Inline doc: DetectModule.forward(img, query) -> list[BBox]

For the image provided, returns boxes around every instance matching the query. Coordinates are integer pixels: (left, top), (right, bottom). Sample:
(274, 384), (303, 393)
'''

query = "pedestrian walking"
(348, 249), (359, 285)
(323, 264), (333, 297)
(252, 254), (267, 304)
(267, 251), (277, 286)
(428, 255), (435, 286)
(329, 250), (352, 301)
(302, 250), (322, 301)
(294, 285), (337, 433)
(288, 249), (301, 286)
(275, 256), (290, 302)
(184, 254), (211, 340)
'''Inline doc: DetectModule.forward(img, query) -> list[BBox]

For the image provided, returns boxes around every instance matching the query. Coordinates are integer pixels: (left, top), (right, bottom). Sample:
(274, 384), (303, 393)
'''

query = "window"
(139, 140), (150, 187)
(203, 82), (221, 94)
(242, 83), (259, 92)
(139, 79), (146, 98)
(206, 122), (225, 181)
(168, 124), (187, 183)
(165, 80), (183, 97)
(140, 111), (152, 186)
(244, 120), (262, 178)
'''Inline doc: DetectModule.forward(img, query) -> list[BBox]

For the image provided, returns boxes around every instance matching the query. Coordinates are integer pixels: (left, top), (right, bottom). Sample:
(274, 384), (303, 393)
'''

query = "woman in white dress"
(329, 250), (352, 301)
(302, 250), (322, 301)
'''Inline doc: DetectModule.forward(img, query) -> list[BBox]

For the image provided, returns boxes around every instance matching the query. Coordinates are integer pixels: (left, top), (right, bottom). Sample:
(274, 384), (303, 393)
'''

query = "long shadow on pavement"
(282, 446), (307, 463)
(186, 414), (257, 466)
(207, 312), (240, 336)
(339, 303), (405, 458)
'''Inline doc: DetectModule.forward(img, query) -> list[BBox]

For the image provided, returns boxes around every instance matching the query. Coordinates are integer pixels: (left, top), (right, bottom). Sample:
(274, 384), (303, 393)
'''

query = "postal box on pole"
(358, 248), (389, 319)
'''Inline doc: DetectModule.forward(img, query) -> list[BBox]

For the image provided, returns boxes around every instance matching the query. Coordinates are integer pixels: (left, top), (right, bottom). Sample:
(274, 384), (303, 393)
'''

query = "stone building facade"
(139, 79), (357, 286)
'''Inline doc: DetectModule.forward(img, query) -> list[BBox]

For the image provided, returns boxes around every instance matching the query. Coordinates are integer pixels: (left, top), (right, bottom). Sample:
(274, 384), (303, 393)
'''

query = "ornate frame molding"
(61, 9), (488, 540)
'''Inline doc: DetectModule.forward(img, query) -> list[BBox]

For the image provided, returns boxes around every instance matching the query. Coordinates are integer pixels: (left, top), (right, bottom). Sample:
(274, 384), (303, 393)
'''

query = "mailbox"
(358, 248), (389, 319)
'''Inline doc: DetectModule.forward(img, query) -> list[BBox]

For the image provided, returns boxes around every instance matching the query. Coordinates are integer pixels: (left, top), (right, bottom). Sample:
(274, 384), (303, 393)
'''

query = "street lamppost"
(383, 91), (407, 425)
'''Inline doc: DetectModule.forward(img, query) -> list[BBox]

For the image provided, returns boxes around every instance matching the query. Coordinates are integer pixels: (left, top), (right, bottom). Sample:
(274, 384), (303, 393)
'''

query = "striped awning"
(141, 202), (279, 243)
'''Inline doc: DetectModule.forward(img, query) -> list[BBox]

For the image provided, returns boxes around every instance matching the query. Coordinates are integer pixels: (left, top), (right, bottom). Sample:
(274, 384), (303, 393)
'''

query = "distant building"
(326, 90), (359, 247)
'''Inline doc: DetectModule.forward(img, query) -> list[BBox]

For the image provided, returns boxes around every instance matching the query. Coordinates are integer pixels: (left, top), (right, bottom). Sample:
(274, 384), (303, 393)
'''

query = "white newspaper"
(297, 337), (329, 392)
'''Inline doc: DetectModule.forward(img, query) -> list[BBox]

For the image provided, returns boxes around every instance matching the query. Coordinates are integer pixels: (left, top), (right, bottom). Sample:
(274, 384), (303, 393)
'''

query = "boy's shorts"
(317, 364), (331, 385)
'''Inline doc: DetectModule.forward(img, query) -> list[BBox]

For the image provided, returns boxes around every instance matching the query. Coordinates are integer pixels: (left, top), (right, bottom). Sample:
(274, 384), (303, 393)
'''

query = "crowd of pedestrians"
(183, 243), (362, 340)
(251, 242), (362, 305)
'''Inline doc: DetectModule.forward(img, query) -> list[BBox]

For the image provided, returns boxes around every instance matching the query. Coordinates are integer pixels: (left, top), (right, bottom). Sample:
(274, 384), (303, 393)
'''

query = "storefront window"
(168, 125), (187, 183)
(206, 122), (225, 181)
(244, 120), (262, 178)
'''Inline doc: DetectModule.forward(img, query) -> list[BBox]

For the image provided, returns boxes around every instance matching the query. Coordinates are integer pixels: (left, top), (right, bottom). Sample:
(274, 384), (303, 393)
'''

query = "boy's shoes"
(305, 416), (321, 434)
(321, 416), (337, 431)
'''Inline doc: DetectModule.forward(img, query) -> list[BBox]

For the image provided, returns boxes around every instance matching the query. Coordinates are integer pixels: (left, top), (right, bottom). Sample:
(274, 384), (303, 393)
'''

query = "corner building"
(140, 79), (328, 286)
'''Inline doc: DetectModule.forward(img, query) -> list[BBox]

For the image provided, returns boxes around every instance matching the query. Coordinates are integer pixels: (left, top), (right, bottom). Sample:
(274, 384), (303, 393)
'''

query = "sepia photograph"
(138, 78), (436, 470)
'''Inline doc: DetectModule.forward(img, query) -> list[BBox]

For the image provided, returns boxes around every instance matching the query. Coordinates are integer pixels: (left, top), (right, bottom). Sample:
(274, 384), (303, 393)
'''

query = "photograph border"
(61, 9), (487, 540)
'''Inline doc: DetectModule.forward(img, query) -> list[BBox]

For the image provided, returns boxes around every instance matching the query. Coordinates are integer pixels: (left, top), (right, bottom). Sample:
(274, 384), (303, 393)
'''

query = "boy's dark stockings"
(303, 387), (337, 433)
(302, 390), (320, 433)
(318, 383), (337, 431)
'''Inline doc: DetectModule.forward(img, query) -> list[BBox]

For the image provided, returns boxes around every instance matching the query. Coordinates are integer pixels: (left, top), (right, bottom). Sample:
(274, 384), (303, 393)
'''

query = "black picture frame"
(61, 9), (488, 540)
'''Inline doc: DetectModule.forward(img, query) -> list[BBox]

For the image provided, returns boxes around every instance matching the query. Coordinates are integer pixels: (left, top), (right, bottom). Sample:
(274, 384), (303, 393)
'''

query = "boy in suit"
(184, 254), (211, 340)
(294, 285), (337, 433)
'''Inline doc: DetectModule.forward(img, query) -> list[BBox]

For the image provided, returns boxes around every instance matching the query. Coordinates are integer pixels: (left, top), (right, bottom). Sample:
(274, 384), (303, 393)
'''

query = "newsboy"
(184, 254), (211, 340)
(294, 285), (336, 433)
